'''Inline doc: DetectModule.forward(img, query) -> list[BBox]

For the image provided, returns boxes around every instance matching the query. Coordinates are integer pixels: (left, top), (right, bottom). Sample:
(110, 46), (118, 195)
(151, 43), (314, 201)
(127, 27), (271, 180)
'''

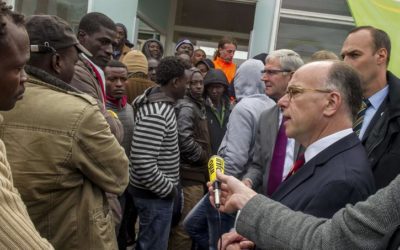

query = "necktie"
(353, 99), (371, 136)
(285, 154), (305, 180)
(267, 119), (288, 196)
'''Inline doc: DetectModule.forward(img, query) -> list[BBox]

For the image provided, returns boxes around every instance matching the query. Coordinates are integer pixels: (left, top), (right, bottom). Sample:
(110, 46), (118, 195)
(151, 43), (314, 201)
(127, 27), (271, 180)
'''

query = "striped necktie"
(353, 99), (371, 136)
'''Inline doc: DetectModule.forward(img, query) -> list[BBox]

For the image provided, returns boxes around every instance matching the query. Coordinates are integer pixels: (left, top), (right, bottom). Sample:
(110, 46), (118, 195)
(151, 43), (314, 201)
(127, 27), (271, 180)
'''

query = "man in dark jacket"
(169, 68), (211, 249)
(341, 25), (400, 190)
(341, 25), (400, 248)
(203, 68), (231, 155)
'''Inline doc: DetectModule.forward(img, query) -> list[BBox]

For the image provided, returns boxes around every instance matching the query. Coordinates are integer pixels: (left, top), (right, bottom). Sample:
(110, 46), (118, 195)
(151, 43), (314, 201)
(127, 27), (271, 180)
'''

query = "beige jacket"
(0, 67), (129, 249)
(0, 115), (53, 249)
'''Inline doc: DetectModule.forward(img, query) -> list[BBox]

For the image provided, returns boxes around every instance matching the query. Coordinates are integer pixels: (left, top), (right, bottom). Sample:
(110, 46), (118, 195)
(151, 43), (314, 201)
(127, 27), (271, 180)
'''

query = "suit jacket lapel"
(271, 157), (316, 201)
(271, 133), (360, 201)
(260, 106), (280, 192)
(362, 98), (387, 143)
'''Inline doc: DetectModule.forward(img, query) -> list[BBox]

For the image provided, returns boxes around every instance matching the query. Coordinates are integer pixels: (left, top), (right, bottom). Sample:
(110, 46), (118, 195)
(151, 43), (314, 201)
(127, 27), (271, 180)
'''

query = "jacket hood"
(195, 58), (215, 70)
(141, 39), (164, 60)
(234, 59), (265, 101)
(203, 69), (229, 88)
(132, 86), (175, 109)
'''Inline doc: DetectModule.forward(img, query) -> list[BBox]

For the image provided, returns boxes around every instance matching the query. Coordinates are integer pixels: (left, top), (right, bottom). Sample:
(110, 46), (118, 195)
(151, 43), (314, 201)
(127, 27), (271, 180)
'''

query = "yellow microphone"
(208, 155), (225, 208)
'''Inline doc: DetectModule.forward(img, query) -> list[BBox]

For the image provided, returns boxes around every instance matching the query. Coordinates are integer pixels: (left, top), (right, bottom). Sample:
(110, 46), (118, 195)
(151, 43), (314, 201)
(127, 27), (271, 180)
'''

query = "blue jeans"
(133, 197), (174, 250)
(183, 194), (235, 250)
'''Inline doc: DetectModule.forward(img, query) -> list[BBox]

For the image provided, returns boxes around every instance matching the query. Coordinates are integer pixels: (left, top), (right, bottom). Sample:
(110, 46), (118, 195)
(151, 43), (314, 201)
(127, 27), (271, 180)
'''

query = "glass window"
(282, 0), (351, 16)
(14, 0), (88, 31)
(276, 17), (354, 61)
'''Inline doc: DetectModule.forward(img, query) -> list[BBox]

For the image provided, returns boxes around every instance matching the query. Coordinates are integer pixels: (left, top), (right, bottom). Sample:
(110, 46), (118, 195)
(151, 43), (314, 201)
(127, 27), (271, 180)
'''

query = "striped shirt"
(129, 94), (180, 198)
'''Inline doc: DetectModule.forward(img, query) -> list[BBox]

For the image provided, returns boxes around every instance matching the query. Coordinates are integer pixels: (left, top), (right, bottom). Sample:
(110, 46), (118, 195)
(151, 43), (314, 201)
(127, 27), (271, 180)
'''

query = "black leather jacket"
(175, 94), (211, 186)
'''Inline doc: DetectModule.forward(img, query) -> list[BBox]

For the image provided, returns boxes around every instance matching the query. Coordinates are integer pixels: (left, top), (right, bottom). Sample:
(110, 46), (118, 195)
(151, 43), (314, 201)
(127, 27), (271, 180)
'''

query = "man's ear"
(324, 91), (341, 117)
(376, 48), (388, 65)
(51, 53), (62, 75)
(77, 30), (86, 44)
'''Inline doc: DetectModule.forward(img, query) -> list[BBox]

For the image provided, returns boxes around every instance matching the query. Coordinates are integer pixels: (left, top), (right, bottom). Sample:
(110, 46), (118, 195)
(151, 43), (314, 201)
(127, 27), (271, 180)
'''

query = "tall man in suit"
(220, 60), (376, 249)
(341, 25), (400, 248)
(340, 26), (400, 190)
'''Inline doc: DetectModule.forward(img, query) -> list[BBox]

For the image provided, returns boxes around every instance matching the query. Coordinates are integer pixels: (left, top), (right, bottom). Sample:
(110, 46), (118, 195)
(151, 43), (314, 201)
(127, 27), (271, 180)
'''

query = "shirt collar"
(304, 128), (353, 163)
(367, 85), (388, 110)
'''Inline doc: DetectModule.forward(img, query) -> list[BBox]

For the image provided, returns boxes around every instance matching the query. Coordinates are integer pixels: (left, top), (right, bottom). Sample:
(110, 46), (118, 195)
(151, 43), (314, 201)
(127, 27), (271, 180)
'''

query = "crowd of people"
(0, 1), (400, 249)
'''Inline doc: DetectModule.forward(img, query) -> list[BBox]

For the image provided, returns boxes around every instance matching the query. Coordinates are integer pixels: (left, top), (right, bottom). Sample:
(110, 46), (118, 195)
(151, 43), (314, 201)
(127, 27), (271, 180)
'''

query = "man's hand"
(220, 231), (255, 250)
(242, 178), (253, 188)
(208, 170), (257, 213)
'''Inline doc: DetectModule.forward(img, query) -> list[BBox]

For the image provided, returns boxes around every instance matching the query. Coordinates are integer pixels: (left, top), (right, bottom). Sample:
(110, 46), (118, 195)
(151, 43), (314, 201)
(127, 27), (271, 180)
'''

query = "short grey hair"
(266, 49), (304, 72)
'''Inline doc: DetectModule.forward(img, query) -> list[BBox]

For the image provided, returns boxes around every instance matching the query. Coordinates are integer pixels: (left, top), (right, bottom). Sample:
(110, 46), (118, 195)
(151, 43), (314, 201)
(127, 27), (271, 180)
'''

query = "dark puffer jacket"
(175, 93), (211, 186)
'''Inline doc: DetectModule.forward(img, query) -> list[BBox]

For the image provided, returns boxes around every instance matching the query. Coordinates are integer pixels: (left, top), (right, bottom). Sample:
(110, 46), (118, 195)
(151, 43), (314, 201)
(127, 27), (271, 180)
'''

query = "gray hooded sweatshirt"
(218, 59), (275, 179)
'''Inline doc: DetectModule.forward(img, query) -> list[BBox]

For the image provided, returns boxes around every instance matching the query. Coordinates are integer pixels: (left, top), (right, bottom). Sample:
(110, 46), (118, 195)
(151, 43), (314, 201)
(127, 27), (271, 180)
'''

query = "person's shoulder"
(259, 104), (279, 119)
(176, 97), (194, 108)
(72, 59), (96, 83)
(68, 91), (99, 106)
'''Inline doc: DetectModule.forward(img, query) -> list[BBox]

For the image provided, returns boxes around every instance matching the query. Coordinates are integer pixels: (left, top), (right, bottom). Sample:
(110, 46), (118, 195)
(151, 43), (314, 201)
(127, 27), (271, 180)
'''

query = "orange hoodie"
(213, 57), (236, 84)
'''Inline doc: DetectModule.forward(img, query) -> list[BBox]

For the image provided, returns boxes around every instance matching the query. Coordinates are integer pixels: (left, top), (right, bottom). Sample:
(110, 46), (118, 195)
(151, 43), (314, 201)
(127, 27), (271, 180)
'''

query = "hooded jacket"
(203, 69), (231, 154)
(129, 86), (180, 199)
(218, 59), (275, 179)
(0, 65), (128, 249)
(141, 39), (164, 61)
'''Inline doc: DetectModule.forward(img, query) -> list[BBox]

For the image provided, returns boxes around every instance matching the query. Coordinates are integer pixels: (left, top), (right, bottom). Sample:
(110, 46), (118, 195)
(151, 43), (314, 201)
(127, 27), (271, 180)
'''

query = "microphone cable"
(217, 208), (223, 250)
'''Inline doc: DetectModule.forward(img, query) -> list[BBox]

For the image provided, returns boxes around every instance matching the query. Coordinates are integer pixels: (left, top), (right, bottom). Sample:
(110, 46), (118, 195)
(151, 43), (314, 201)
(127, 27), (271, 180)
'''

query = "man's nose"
(277, 93), (289, 108)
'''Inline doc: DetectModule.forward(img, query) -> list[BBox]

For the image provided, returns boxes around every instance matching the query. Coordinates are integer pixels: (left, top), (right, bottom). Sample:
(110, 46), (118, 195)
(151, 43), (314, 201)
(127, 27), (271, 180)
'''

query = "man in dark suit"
(341, 25), (400, 249)
(221, 60), (376, 249)
(272, 60), (375, 217)
(341, 26), (400, 190)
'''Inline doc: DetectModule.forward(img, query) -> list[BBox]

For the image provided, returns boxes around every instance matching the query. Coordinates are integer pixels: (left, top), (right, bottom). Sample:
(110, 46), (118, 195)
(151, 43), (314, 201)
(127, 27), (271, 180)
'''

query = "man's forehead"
(265, 57), (281, 67)
(93, 26), (116, 37)
(342, 30), (373, 51)
(105, 66), (127, 75)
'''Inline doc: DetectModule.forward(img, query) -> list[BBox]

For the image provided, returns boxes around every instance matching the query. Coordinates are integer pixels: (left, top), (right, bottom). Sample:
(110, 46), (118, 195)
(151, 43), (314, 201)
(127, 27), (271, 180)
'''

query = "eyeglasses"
(261, 69), (292, 76)
(286, 85), (333, 100)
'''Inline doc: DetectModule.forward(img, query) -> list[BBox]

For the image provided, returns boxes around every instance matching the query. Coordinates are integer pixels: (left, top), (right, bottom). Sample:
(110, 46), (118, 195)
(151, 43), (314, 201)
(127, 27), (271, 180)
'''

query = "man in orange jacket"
(213, 36), (237, 101)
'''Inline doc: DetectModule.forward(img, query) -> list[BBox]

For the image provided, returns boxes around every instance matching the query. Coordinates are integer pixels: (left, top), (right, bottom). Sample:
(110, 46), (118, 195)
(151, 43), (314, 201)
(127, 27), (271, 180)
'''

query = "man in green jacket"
(0, 15), (128, 249)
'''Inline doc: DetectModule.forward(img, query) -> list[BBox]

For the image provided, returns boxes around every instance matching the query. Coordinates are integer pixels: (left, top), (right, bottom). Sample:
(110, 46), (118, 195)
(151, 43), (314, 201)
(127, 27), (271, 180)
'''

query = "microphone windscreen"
(208, 155), (225, 182)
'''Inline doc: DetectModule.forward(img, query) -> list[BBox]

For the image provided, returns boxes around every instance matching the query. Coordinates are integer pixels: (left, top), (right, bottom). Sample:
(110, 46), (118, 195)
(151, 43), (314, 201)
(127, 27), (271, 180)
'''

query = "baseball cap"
(26, 15), (92, 56)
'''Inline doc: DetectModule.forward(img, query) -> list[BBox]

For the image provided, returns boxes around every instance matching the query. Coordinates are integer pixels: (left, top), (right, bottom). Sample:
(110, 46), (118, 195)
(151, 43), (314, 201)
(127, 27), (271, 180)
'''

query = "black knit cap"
(26, 15), (91, 56)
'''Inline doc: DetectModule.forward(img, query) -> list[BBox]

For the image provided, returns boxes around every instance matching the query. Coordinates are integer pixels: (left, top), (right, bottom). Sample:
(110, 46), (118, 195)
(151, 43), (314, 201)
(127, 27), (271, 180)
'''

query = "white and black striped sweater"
(129, 87), (180, 199)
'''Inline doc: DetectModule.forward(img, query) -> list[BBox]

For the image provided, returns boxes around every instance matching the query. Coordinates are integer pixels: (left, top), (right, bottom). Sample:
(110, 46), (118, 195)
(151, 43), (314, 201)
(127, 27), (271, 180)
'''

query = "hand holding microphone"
(208, 155), (225, 208)
(208, 159), (257, 213)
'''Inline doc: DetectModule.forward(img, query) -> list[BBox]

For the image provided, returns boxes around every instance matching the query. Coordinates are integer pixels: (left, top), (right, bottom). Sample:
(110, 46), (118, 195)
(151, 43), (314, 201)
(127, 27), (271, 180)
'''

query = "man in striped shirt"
(129, 56), (189, 250)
